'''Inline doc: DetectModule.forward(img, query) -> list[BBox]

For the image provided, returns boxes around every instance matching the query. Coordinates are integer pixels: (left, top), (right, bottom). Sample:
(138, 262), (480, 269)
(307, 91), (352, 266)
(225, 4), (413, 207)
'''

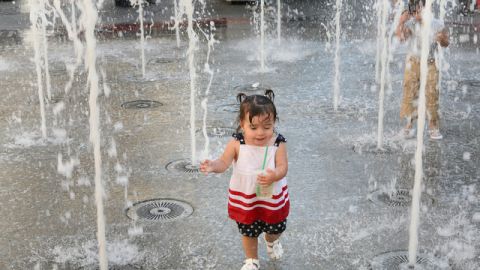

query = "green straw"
(261, 146), (268, 170)
(256, 146), (269, 197)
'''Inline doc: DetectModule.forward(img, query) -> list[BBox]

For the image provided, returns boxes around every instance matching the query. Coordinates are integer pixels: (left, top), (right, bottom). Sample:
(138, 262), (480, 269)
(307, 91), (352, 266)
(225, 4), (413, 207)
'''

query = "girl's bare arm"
(395, 11), (412, 42)
(272, 143), (288, 182)
(200, 139), (238, 174)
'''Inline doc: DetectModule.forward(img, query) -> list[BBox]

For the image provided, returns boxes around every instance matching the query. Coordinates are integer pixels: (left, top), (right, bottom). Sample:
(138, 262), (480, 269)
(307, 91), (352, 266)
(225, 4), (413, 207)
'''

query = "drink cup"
(255, 170), (273, 198)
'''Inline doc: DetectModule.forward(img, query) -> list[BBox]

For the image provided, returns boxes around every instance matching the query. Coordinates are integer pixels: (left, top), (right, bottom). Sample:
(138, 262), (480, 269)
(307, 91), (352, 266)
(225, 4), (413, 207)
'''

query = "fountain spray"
(136, 0), (146, 78)
(375, 0), (383, 83)
(79, 0), (108, 268)
(386, 1), (404, 94)
(408, 0), (433, 266)
(200, 22), (217, 160)
(29, 0), (47, 139)
(53, 0), (84, 95)
(277, 0), (281, 44)
(260, 0), (265, 72)
(40, 2), (52, 101)
(179, 0), (198, 165)
(174, 0), (181, 48)
(333, 0), (342, 111)
(376, 0), (389, 149)
(438, 0), (447, 99)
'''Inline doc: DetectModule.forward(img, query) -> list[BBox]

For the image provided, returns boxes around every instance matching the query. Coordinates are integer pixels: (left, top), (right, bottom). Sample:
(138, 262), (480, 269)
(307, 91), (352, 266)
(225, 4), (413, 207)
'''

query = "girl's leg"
(265, 233), (281, 243)
(241, 236), (258, 259)
(400, 57), (420, 127)
(264, 233), (284, 260)
(426, 63), (440, 130)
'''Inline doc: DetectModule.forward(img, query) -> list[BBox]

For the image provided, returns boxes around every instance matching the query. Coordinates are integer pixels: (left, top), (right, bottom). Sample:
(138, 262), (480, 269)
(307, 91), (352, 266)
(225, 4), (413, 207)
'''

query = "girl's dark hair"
(236, 89), (277, 133)
(408, 0), (425, 14)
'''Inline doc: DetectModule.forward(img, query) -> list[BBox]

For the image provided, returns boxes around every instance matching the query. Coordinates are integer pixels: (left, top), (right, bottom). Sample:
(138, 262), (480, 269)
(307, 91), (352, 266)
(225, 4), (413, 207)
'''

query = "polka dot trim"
(236, 220), (287, 237)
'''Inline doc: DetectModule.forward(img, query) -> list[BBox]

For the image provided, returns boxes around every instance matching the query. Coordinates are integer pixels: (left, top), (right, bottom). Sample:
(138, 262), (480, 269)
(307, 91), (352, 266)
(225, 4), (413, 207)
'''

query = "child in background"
(395, 0), (449, 140)
(200, 90), (289, 270)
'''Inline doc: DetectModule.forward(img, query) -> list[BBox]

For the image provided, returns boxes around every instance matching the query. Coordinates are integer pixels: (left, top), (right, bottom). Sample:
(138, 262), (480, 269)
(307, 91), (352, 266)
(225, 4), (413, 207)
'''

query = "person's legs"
(426, 62), (442, 139)
(241, 236), (259, 259)
(400, 57), (420, 130)
(264, 233), (283, 260)
(263, 219), (287, 260)
(426, 62), (440, 130)
(265, 233), (281, 243)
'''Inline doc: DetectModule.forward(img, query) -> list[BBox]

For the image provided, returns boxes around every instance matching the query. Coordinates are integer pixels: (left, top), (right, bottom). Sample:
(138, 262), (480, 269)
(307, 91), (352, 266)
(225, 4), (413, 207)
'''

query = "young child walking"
(200, 90), (289, 270)
(395, 0), (449, 140)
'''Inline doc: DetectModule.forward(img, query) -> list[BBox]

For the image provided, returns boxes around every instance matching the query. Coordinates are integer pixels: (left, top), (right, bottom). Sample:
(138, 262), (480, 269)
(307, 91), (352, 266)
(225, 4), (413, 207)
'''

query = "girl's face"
(241, 112), (275, 147)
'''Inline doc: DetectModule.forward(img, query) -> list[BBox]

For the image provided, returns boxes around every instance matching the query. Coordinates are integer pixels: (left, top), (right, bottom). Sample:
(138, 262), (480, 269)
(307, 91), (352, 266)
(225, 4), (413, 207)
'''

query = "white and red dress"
(228, 133), (290, 225)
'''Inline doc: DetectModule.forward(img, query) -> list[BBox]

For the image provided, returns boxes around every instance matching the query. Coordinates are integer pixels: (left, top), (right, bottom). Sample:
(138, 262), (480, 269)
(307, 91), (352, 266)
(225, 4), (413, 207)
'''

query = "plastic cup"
(255, 170), (273, 198)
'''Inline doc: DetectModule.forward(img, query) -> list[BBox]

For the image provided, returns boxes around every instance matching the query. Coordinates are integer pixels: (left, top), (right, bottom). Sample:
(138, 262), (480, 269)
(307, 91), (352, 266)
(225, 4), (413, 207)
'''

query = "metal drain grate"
(369, 189), (434, 207)
(165, 159), (200, 173)
(291, 102), (374, 120)
(48, 62), (67, 75)
(147, 57), (178, 65)
(48, 96), (64, 104)
(216, 103), (239, 113)
(123, 74), (164, 83)
(95, 264), (143, 270)
(126, 199), (193, 222)
(233, 83), (271, 93)
(24, 261), (143, 270)
(369, 251), (444, 270)
(197, 127), (236, 138)
(121, 100), (162, 109)
(459, 80), (480, 88)
(352, 144), (394, 155)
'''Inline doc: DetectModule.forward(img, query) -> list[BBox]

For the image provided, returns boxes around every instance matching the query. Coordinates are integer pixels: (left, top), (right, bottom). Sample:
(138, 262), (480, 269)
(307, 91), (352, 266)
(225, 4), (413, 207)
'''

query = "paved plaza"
(0, 0), (479, 269)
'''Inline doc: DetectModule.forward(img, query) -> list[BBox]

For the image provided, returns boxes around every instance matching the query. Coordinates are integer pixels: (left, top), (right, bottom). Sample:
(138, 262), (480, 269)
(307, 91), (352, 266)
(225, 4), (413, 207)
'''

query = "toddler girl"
(200, 90), (289, 270)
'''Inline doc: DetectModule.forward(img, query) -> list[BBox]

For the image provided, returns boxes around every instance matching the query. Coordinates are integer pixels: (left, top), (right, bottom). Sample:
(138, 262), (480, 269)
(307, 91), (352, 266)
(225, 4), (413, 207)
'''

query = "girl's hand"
(436, 30), (449, 47)
(200, 160), (213, 175)
(257, 168), (276, 187)
(399, 12), (410, 24)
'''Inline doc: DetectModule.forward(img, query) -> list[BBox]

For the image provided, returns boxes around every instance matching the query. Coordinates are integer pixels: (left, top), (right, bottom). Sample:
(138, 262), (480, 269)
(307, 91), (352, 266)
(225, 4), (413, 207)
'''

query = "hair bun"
(264, 89), (275, 101)
(236, 93), (247, 104)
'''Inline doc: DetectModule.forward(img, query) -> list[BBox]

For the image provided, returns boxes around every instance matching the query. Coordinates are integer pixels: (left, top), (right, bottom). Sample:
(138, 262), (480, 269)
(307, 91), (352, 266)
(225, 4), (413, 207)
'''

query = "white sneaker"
(264, 235), (283, 260)
(402, 127), (416, 139)
(429, 129), (443, 140)
(241, 258), (259, 270)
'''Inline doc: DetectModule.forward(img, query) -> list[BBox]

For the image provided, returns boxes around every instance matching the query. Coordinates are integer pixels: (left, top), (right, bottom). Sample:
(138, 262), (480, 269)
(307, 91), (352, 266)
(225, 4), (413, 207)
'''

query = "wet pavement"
(1, 0), (480, 270)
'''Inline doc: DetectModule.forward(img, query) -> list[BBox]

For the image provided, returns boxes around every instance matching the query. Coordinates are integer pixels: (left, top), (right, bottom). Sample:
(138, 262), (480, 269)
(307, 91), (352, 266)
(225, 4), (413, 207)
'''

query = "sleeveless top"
(228, 133), (290, 224)
(404, 16), (444, 60)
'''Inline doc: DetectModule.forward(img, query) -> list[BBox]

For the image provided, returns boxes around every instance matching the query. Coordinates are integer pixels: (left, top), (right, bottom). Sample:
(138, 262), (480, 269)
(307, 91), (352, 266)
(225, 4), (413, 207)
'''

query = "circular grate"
(123, 73), (162, 83)
(233, 83), (271, 93)
(147, 57), (178, 65)
(459, 80), (480, 88)
(352, 144), (394, 155)
(165, 159), (200, 173)
(126, 199), (193, 222)
(369, 189), (434, 207)
(216, 103), (240, 113)
(48, 62), (67, 75)
(196, 127), (236, 138)
(121, 100), (162, 109)
(290, 101), (374, 121)
(369, 251), (444, 270)
(47, 96), (64, 104)
(94, 264), (143, 270)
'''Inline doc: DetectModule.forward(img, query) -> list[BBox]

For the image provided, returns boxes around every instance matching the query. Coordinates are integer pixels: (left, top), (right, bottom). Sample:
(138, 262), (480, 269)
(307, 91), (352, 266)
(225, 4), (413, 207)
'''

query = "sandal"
(241, 258), (259, 270)
(429, 129), (443, 140)
(402, 127), (416, 139)
(264, 235), (283, 260)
